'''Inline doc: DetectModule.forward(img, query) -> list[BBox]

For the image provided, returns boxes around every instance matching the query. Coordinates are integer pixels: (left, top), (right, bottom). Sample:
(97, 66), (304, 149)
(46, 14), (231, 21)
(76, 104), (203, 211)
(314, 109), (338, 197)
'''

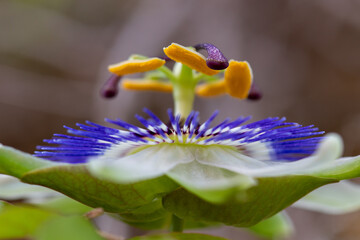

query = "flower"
(1, 42), (360, 234)
(30, 106), (360, 230)
(34, 108), (326, 205)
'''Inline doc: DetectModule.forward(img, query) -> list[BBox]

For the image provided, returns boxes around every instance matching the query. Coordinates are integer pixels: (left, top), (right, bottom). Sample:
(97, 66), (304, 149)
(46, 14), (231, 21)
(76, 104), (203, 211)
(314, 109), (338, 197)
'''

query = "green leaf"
(34, 215), (104, 240)
(248, 212), (293, 239)
(0, 200), (103, 239)
(38, 196), (93, 215)
(0, 201), (54, 239)
(21, 164), (178, 213)
(0, 199), (103, 239)
(163, 175), (336, 227)
(0, 145), (56, 178)
(128, 233), (228, 240)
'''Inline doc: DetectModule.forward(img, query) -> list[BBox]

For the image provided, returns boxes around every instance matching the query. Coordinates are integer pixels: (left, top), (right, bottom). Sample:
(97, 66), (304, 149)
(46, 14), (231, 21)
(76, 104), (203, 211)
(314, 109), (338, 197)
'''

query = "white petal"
(88, 144), (194, 183)
(196, 145), (269, 172)
(242, 141), (274, 161)
(293, 181), (360, 214)
(167, 160), (256, 203)
(243, 134), (342, 177)
(265, 133), (343, 176)
(197, 134), (343, 178)
(291, 133), (343, 170)
(0, 174), (61, 202)
(310, 155), (360, 179)
(100, 142), (139, 158)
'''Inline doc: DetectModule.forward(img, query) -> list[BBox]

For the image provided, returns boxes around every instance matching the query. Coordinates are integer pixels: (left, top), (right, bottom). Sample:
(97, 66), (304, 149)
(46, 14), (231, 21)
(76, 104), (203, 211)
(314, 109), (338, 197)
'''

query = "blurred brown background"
(1, 0), (360, 239)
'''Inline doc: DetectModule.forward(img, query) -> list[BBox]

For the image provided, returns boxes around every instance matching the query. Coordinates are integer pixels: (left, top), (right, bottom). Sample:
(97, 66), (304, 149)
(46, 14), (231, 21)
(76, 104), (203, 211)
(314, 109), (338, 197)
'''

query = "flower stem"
(173, 83), (195, 118)
(170, 214), (184, 232)
(173, 64), (196, 118)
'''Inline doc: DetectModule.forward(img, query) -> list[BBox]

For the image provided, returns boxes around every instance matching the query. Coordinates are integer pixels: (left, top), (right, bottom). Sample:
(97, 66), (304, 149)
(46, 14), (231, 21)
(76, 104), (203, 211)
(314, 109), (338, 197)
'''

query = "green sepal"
(21, 164), (179, 213)
(163, 175), (336, 227)
(248, 212), (293, 239)
(128, 233), (228, 240)
(0, 145), (56, 178)
(145, 71), (168, 80)
(183, 220), (220, 230)
(194, 73), (222, 83)
(113, 199), (220, 230)
(122, 217), (170, 230)
(112, 199), (171, 230)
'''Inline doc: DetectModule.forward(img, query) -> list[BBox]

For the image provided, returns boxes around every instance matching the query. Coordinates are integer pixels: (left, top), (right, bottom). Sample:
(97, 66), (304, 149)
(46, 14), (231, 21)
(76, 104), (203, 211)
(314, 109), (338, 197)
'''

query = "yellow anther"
(163, 43), (219, 76)
(108, 58), (165, 76)
(196, 80), (226, 97)
(224, 60), (253, 99)
(122, 79), (173, 93)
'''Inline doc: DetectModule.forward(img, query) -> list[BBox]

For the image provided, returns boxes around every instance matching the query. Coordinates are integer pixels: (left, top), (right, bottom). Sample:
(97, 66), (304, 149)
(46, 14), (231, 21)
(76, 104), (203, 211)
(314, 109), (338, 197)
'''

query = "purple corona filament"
(194, 43), (229, 70)
(34, 109), (324, 164)
(101, 74), (122, 98)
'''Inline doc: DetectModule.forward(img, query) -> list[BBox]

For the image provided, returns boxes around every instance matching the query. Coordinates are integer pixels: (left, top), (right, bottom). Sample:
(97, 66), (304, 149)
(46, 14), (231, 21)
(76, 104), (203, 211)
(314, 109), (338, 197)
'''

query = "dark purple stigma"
(247, 84), (262, 101)
(194, 43), (229, 70)
(157, 56), (172, 62)
(100, 74), (122, 98)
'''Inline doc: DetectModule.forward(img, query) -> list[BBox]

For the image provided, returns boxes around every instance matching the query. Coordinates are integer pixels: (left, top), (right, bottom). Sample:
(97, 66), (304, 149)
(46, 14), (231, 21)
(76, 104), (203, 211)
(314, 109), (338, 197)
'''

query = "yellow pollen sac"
(122, 79), (173, 93)
(108, 58), (165, 76)
(196, 80), (226, 97)
(163, 43), (219, 76)
(224, 60), (253, 99)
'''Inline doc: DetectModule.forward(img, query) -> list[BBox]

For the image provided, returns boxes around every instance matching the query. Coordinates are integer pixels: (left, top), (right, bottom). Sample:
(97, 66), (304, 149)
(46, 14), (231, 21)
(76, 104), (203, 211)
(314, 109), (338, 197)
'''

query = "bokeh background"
(1, 0), (360, 239)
